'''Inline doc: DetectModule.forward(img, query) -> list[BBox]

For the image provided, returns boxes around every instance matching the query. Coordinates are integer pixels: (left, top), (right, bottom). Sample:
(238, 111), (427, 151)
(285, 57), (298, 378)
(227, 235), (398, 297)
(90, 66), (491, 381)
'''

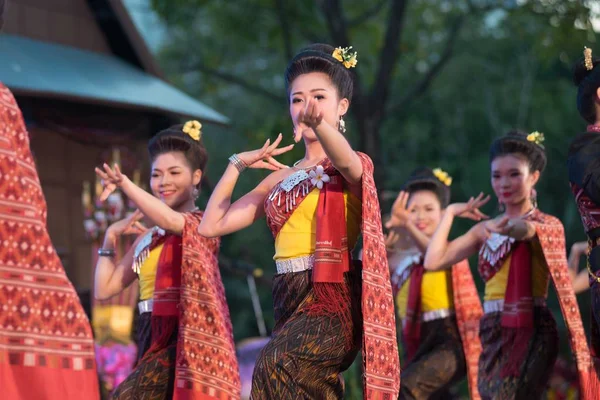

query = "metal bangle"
(229, 154), (247, 173)
(98, 248), (116, 257)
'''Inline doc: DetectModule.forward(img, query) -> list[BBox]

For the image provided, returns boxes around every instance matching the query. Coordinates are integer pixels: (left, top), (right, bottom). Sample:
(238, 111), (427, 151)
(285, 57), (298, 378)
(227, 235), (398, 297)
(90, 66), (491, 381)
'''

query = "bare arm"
(300, 98), (363, 183)
(424, 211), (483, 271)
(199, 166), (283, 238)
(199, 135), (294, 238)
(424, 194), (490, 270)
(568, 242), (590, 295)
(94, 232), (144, 300)
(96, 164), (186, 234)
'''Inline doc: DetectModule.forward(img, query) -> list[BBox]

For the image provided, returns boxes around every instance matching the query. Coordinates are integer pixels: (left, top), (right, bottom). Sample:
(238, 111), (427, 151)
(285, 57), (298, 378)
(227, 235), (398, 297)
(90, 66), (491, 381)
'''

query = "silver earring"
(193, 188), (199, 199)
(338, 116), (346, 133)
(531, 189), (538, 209)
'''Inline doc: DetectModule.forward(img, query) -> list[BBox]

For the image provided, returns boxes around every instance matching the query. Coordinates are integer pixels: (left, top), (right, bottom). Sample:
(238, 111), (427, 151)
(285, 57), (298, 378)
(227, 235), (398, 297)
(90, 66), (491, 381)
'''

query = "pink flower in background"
(95, 342), (137, 394)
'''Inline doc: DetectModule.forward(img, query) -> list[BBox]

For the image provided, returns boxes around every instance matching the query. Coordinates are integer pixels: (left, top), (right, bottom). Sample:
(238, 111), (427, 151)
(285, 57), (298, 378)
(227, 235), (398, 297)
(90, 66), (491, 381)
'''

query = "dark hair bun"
(573, 54), (600, 124)
(284, 43), (355, 102)
(489, 130), (547, 173)
(573, 56), (600, 86)
(148, 124), (208, 176)
(401, 167), (451, 208)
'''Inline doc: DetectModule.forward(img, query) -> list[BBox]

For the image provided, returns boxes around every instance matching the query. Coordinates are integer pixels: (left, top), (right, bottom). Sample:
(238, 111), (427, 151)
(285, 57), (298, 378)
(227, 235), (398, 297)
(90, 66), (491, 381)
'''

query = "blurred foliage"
(150, 0), (598, 397)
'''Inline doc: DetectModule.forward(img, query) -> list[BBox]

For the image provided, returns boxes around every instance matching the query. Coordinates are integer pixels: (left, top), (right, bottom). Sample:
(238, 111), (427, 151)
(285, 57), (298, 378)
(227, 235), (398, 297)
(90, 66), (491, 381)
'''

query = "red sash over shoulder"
(0, 83), (100, 399)
(264, 153), (400, 399)
(528, 211), (599, 398)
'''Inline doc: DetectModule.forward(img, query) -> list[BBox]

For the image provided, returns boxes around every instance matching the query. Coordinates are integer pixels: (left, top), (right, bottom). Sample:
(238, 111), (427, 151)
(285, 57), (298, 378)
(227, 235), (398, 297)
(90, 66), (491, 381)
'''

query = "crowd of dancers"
(2, 1), (600, 398)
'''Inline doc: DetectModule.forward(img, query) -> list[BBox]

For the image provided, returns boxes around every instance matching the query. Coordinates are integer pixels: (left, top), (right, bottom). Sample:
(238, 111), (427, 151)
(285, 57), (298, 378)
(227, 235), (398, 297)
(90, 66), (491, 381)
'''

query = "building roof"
(0, 34), (228, 124)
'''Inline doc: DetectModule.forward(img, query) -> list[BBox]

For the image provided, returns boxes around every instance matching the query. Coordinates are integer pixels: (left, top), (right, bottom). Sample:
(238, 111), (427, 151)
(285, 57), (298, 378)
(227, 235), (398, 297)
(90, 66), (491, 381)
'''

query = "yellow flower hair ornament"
(182, 120), (202, 141)
(332, 46), (358, 69)
(584, 47), (593, 71)
(433, 168), (452, 186)
(526, 131), (545, 147)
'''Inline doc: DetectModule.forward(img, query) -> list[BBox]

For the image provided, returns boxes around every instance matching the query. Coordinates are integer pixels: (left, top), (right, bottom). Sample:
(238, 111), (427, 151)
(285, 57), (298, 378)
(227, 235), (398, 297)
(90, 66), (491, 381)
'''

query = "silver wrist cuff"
(229, 154), (247, 173)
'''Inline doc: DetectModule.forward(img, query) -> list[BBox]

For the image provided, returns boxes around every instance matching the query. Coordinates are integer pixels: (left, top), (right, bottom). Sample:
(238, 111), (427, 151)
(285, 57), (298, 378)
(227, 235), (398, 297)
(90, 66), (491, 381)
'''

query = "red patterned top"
(0, 83), (100, 399)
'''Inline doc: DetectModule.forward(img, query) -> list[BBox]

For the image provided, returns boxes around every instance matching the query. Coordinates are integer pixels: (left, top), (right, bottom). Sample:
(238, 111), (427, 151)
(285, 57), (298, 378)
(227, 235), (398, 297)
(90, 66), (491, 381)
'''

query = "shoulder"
(529, 210), (564, 232)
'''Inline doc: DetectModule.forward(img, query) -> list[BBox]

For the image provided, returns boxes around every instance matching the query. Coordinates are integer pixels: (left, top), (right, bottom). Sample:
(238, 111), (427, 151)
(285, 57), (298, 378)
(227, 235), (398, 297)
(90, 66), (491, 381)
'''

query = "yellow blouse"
(274, 187), (362, 260)
(484, 239), (549, 301)
(138, 243), (164, 301)
(395, 269), (454, 319)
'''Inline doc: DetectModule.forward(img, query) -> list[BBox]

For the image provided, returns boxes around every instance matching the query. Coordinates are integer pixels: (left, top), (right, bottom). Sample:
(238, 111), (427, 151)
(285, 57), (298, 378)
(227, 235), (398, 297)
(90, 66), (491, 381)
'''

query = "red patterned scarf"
(531, 211), (600, 399)
(313, 174), (350, 283)
(0, 83), (100, 399)
(136, 212), (240, 399)
(264, 153), (400, 399)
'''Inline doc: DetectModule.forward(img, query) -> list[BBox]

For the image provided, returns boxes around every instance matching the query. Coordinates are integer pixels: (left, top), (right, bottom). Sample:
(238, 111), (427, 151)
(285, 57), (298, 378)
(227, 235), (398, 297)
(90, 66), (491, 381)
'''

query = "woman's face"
(406, 190), (443, 237)
(289, 72), (349, 142)
(491, 154), (539, 208)
(150, 151), (201, 210)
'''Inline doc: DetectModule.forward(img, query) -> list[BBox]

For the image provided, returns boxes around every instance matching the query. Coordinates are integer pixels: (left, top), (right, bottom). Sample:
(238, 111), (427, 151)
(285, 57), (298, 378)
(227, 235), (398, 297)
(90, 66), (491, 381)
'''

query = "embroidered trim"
(132, 227), (165, 274)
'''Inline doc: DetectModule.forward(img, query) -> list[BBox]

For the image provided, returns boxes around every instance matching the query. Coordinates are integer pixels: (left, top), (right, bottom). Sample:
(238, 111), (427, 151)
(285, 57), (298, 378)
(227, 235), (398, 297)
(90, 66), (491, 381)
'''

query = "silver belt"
(275, 254), (314, 274)
(422, 308), (454, 322)
(483, 298), (546, 314)
(138, 299), (153, 314)
(402, 308), (454, 328)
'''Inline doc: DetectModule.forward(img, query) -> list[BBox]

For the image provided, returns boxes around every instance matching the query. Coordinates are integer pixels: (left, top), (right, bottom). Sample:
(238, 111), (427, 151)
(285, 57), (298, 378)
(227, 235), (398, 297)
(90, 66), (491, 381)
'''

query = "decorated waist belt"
(275, 254), (315, 274)
(483, 297), (546, 314)
(138, 299), (154, 314)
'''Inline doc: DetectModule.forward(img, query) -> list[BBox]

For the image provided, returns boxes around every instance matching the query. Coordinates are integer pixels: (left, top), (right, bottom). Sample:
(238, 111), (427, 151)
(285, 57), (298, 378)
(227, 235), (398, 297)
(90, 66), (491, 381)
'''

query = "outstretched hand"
(385, 191), (412, 230)
(106, 209), (148, 238)
(297, 98), (325, 130)
(448, 193), (490, 221)
(236, 133), (294, 171)
(95, 163), (128, 202)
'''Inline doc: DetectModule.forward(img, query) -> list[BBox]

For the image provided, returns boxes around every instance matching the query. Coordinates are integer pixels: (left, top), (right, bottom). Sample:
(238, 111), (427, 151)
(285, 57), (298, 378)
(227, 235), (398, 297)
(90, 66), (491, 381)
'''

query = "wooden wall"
(29, 124), (149, 290)
(3, 0), (112, 54)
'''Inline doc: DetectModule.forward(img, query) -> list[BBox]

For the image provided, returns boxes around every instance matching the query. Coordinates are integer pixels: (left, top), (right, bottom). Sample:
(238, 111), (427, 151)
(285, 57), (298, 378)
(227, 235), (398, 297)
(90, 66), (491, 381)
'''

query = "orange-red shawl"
(0, 82), (100, 399)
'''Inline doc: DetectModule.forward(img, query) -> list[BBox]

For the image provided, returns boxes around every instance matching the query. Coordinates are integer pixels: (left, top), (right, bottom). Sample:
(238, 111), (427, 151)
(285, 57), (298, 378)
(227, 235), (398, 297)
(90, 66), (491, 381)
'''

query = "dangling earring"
(192, 187), (199, 200)
(498, 199), (505, 213)
(531, 188), (538, 210)
(338, 116), (346, 133)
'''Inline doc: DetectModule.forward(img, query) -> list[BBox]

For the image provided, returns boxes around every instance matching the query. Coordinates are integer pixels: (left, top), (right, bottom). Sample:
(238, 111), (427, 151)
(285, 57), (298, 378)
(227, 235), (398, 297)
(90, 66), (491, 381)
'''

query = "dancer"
(95, 122), (240, 399)
(199, 44), (400, 399)
(385, 168), (483, 399)
(425, 130), (596, 398)
(569, 46), (600, 378)
(0, 3), (99, 396)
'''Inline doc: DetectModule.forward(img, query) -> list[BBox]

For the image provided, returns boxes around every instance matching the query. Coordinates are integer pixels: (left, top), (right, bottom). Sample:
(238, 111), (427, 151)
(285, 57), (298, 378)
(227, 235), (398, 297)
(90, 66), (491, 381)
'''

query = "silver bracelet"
(98, 248), (116, 257)
(229, 154), (247, 173)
